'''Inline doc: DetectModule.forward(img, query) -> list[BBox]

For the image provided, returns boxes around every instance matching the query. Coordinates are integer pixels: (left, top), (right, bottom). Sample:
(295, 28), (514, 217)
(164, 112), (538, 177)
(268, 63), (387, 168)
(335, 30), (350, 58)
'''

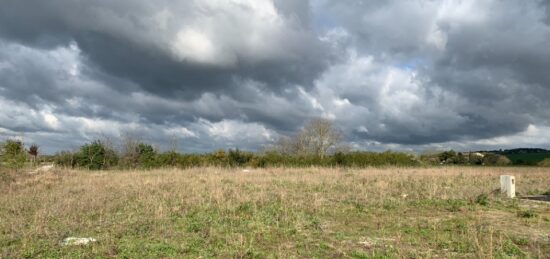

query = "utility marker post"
(500, 175), (516, 198)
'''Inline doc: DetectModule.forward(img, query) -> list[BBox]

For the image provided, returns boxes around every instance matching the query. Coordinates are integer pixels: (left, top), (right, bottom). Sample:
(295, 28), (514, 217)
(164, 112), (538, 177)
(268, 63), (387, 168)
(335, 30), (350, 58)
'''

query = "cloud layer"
(1, 0), (549, 153)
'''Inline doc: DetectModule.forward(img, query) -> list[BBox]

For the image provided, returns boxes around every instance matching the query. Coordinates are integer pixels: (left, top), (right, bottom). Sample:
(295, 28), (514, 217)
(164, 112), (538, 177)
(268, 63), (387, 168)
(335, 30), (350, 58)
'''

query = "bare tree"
(275, 118), (342, 158)
(120, 133), (141, 168)
(168, 134), (180, 152)
(300, 118), (342, 158)
(272, 136), (296, 155)
(98, 134), (118, 169)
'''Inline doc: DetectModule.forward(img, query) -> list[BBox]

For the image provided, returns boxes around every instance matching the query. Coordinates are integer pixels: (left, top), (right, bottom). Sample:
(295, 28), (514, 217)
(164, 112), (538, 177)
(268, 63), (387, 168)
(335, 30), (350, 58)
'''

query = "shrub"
(54, 151), (77, 168)
(156, 151), (180, 168)
(207, 150), (228, 166)
(53, 146), (529, 170)
(153, 151), (224, 168)
(539, 158), (550, 167)
(136, 143), (157, 169)
(467, 154), (484, 165)
(120, 142), (158, 169)
(475, 193), (489, 206)
(437, 150), (468, 164)
(420, 151), (511, 166)
(482, 153), (511, 166)
(517, 210), (536, 218)
(176, 154), (204, 168)
(227, 149), (254, 167)
(75, 140), (118, 170)
(332, 151), (418, 167)
(0, 139), (27, 170)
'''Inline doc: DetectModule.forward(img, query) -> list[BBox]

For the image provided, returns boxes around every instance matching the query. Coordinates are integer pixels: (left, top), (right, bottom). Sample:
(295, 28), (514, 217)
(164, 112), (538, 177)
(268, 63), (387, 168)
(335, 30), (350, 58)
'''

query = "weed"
(517, 210), (536, 219)
(475, 193), (489, 206)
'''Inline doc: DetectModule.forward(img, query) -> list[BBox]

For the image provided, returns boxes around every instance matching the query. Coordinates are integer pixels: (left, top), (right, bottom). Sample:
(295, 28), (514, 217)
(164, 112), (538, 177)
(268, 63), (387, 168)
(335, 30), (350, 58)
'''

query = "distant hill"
(482, 148), (550, 165)
(496, 148), (550, 154)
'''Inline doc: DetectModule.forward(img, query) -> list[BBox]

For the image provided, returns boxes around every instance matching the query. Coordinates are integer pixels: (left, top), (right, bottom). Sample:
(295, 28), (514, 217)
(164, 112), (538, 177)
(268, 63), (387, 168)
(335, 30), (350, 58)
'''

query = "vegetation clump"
(420, 150), (511, 166)
(538, 158), (550, 167)
(74, 140), (118, 170)
(2, 119), (547, 171)
(475, 193), (489, 206)
(0, 139), (27, 170)
(517, 210), (536, 219)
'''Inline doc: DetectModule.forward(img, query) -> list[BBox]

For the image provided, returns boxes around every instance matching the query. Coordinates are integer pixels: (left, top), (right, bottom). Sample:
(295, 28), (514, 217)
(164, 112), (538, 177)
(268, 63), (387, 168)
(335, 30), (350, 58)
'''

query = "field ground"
(1, 167), (550, 258)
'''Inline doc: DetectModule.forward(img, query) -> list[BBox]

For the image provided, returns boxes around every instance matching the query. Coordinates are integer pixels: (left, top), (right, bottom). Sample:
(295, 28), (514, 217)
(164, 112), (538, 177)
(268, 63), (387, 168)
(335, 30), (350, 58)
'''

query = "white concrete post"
(500, 175), (516, 198)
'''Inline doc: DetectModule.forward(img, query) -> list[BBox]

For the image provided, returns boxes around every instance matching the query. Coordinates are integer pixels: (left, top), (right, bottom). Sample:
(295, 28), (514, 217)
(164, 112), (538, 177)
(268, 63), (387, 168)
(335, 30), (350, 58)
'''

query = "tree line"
(50, 119), (418, 170)
(0, 119), (530, 171)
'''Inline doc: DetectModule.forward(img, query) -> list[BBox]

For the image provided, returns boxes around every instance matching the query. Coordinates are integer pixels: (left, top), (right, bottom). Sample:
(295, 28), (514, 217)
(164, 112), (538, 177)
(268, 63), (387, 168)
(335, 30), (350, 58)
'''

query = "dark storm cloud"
(313, 0), (550, 145)
(0, 0), (328, 100)
(1, 0), (550, 152)
(0, 0), (326, 146)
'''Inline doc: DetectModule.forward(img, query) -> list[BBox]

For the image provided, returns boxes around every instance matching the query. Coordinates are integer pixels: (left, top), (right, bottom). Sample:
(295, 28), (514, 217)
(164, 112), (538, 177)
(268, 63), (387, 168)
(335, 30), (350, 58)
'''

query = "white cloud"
(472, 124), (550, 147)
(163, 127), (197, 138)
(199, 119), (276, 142)
(42, 112), (59, 129)
(173, 28), (231, 65)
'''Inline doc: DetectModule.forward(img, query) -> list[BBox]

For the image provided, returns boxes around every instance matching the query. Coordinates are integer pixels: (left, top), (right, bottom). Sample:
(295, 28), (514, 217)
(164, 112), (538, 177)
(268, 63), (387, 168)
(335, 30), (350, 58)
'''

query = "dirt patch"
(29, 164), (55, 175)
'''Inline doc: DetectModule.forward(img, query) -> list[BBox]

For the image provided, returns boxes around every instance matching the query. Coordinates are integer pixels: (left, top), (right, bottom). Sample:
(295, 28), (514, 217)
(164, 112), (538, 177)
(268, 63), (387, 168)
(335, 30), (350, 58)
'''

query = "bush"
(517, 210), (536, 218)
(54, 151), (77, 168)
(436, 150), (467, 164)
(332, 151), (419, 167)
(75, 140), (118, 170)
(207, 150), (228, 166)
(475, 193), (489, 206)
(156, 151), (180, 168)
(0, 139), (27, 170)
(51, 144), (527, 171)
(228, 149), (254, 167)
(420, 151), (511, 166)
(155, 151), (206, 168)
(539, 158), (550, 167)
(119, 137), (159, 169)
(482, 153), (511, 166)
(136, 143), (157, 169)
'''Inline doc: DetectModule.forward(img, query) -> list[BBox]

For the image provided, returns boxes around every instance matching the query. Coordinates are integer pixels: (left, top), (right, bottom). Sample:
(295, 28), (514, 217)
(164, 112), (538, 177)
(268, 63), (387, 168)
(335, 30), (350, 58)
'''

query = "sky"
(1, 0), (550, 154)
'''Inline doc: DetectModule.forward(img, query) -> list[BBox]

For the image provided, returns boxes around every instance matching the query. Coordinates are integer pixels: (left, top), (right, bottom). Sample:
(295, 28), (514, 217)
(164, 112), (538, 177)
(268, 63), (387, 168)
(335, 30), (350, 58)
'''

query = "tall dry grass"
(1, 167), (550, 258)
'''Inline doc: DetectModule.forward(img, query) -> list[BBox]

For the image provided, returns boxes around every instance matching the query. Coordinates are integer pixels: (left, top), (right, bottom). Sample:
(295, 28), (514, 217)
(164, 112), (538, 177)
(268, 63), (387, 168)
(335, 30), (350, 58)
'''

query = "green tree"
(137, 143), (157, 169)
(75, 140), (118, 170)
(0, 139), (27, 170)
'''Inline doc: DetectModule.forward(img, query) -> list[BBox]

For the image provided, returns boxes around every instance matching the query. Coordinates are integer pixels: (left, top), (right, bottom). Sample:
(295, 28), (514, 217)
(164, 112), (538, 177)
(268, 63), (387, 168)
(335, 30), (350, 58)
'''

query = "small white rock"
(242, 169), (251, 173)
(61, 237), (97, 246)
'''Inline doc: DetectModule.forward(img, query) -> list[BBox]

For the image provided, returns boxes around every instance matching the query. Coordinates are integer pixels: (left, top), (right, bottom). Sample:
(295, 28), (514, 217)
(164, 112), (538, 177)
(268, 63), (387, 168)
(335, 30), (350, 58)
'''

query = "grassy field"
(1, 167), (550, 258)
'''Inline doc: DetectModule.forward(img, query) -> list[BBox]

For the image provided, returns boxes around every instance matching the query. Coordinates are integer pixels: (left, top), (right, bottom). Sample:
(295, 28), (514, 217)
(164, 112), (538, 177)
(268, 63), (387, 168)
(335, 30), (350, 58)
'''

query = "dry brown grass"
(1, 167), (550, 258)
